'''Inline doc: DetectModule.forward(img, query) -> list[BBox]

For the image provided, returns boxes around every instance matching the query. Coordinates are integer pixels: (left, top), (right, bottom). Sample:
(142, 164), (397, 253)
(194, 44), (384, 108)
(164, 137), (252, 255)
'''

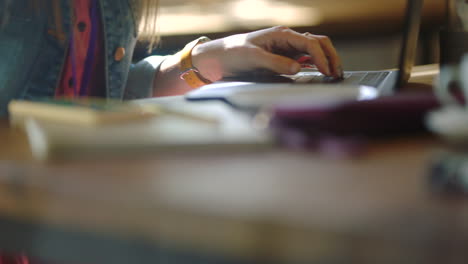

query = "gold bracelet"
(179, 36), (212, 88)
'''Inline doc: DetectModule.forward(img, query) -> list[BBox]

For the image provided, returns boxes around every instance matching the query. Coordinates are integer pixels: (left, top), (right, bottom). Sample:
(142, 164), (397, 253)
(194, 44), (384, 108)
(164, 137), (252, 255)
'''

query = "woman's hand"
(153, 26), (343, 97)
(192, 26), (343, 82)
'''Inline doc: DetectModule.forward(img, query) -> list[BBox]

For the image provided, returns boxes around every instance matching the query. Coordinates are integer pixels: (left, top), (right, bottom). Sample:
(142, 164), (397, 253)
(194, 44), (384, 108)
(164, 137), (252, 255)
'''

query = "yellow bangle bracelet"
(179, 36), (212, 88)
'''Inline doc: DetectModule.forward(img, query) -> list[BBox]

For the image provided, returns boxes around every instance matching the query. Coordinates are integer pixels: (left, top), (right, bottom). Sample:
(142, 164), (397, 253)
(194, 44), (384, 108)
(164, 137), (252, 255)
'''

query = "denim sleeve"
(123, 55), (168, 100)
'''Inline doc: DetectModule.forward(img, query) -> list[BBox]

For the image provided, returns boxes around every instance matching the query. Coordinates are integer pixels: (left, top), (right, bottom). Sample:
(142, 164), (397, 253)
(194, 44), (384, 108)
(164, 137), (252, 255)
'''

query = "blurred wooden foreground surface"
(2, 65), (468, 264)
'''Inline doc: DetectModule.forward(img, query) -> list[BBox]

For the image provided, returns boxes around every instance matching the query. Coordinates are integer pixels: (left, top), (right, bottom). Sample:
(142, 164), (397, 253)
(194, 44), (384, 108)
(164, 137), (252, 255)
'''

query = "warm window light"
(230, 0), (322, 27)
(155, 0), (323, 36)
(158, 13), (229, 35)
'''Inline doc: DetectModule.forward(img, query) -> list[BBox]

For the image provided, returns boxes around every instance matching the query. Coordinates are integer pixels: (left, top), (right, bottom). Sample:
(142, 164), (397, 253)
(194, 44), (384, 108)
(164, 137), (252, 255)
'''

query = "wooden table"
(2, 65), (466, 264)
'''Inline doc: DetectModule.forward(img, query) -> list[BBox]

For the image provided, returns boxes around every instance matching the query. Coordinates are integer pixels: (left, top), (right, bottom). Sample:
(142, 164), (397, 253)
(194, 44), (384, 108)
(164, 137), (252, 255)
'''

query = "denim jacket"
(0, 0), (166, 116)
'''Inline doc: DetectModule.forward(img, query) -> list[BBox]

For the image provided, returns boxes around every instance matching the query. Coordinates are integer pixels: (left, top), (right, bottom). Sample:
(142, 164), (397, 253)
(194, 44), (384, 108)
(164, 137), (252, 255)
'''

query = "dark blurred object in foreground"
(271, 92), (440, 154)
(430, 151), (468, 195)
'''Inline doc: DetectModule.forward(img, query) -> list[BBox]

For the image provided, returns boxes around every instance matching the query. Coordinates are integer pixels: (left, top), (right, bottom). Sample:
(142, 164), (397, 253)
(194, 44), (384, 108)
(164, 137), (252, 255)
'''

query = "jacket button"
(77, 21), (87, 32)
(114, 47), (126, 61)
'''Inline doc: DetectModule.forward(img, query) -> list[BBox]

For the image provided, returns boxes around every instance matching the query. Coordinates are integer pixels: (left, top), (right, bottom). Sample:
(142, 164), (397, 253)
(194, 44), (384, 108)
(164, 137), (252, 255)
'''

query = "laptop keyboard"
(292, 71), (390, 88)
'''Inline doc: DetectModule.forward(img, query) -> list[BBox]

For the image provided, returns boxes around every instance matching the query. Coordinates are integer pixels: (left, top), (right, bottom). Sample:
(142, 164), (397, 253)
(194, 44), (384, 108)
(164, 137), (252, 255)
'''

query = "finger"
(279, 29), (332, 76)
(254, 48), (301, 75)
(307, 34), (343, 78)
(250, 27), (335, 76)
(301, 37), (331, 76)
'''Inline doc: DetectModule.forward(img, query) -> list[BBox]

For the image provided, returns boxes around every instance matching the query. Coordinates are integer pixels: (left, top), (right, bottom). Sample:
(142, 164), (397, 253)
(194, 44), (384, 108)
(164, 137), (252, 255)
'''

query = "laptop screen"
(395, 0), (424, 90)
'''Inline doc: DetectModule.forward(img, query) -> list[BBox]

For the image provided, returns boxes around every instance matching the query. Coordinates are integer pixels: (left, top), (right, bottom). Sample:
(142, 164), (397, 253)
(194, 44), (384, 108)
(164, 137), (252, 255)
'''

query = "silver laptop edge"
(395, 0), (424, 90)
(379, 0), (424, 95)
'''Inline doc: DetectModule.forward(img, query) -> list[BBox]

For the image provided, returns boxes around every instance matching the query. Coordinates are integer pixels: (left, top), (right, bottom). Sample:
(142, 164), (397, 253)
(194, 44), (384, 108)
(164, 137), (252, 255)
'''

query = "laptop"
(186, 0), (424, 109)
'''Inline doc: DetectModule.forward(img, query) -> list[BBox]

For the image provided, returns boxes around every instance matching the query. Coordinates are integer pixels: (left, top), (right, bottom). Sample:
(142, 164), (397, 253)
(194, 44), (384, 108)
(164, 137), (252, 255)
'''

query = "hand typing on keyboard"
(296, 55), (345, 82)
(191, 26), (344, 84)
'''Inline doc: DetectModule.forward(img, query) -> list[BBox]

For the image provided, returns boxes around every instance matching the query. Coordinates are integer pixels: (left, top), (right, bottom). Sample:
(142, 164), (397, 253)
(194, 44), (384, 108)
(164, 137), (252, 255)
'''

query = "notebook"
(186, 0), (424, 108)
(22, 101), (273, 161)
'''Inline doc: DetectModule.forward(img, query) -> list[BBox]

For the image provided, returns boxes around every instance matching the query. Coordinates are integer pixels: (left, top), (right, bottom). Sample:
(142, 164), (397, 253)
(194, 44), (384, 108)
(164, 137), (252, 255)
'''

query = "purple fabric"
(69, 0), (100, 97)
(271, 93), (440, 156)
(79, 0), (99, 96)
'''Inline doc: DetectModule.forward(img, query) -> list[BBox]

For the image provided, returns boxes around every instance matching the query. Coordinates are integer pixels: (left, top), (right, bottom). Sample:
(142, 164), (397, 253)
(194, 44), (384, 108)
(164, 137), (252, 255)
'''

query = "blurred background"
(135, 0), (447, 71)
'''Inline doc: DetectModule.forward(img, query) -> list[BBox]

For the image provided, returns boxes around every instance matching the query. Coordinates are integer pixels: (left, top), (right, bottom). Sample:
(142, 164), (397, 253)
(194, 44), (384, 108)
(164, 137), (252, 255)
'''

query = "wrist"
(178, 37), (213, 88)
(191, 41), (223, 83)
